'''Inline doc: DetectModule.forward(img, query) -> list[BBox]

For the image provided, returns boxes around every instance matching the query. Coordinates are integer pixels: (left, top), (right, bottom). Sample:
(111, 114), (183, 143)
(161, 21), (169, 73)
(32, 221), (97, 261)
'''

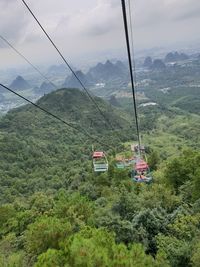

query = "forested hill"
(2, 88), (130, 135)
(0, 88), (132, 203)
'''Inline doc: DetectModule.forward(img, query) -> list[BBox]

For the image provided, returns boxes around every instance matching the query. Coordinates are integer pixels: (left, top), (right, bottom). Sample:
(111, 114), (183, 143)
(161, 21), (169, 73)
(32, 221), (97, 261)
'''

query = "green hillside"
(0, 87), (200, 267)
(0, 88), (134, 203)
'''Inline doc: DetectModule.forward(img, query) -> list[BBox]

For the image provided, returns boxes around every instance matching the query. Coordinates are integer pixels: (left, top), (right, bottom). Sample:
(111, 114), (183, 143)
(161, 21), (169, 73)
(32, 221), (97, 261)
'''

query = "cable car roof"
(135, 160), (149, 170)
(93, 151), (105, 158)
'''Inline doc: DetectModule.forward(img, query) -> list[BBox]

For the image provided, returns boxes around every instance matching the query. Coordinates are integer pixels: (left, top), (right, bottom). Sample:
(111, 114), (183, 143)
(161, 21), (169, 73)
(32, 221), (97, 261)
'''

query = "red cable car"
(133, 159), (152, 183)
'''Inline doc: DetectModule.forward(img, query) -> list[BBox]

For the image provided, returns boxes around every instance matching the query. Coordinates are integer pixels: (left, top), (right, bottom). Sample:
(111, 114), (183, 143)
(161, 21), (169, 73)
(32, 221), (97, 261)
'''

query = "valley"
(0, 50), (199, 266)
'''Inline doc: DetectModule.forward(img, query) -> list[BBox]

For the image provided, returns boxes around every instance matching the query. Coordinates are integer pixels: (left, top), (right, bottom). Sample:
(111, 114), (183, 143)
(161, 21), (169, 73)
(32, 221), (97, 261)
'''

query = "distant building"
(139, 102), (157, 107)
(95, 83), (105, 88)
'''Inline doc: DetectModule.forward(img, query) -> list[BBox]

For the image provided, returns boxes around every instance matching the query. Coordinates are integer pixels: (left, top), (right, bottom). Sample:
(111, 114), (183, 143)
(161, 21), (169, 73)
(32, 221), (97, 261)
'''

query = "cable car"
(124, 157), (135, 166)
(132, 159), (152, 183)
(116, 156), (125, 169)
(116, 155), (136, 169)
(133, 144), (145, 153)
(92, 151), (108, 172)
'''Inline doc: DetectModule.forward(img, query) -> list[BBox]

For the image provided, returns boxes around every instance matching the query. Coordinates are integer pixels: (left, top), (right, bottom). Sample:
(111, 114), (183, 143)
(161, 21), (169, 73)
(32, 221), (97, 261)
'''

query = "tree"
(0, 205), (16, 235)
(191, 168), (200, 201)
(53, 192), (94, 227)
(148, 151), (160, 171)
(191, 240), (200, 267)
(112, 187), (139, 220)
(25, 217), (72, 256)
(164, 150), (199, 192)
(132, 208), (168, 255)
(94, 211), (135, 244)
(36, 227), (169, 267)
(157, 234), (191, 267)
(35, 249), (64, 267)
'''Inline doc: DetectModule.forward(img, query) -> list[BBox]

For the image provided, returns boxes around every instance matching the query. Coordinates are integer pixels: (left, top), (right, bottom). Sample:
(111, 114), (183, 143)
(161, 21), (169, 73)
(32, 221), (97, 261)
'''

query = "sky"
(0, 0), (200, 69)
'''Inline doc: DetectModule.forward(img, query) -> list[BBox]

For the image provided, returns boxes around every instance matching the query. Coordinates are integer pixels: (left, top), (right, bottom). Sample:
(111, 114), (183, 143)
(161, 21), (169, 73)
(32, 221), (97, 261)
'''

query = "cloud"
(55, 0), (122, 38)
(130, 0), (200, 49)
(170, 0), (200, 21)
(134, 0), (200, 26)
(0, 1), (31, 47)
(0, 0), (200, 69)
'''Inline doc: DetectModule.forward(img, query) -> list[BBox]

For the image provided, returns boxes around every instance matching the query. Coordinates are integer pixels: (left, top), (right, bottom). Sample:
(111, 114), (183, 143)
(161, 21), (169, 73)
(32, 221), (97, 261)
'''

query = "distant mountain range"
(63, 60), (128, 89)
(143, 57), (166, 70)
(5, 52), (193, 99)
(165, 52), (189, 62)
(143, 51), (190, 70)
(87, 60), (127, 82)
(6, 60), (128, 95)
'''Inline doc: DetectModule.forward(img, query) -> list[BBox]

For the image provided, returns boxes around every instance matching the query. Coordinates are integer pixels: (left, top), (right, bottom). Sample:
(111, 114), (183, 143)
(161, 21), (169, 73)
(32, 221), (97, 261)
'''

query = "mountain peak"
(63, 70), (89, 89)
(75, 70), (84, 76)
(16, 75), (24, 81)
(151, 59), (166, 70)
(105, 60), (112, 66)
(143, 57), (153, 68)
(34, 88), (129, 130)
(9, 76), (31, 91)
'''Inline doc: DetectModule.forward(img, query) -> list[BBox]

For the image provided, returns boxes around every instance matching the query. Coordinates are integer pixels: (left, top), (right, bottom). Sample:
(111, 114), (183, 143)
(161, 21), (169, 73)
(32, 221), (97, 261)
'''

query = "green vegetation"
(0, 86), (199, 266)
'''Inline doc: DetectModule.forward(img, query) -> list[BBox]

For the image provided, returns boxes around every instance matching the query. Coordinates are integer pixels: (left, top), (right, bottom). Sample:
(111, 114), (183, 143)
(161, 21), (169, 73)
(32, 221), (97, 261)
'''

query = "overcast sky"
(0, 0), (200, 69)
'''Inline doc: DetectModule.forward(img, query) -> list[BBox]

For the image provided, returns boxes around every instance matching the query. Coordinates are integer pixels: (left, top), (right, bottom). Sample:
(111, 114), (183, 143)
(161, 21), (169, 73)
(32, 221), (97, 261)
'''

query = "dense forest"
(0, 87), (200, 267)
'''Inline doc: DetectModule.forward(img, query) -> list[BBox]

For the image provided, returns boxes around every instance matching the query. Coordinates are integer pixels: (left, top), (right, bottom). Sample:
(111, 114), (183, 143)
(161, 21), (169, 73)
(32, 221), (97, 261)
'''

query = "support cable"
(121, 0), (141, 153)
(127, 0), (142, 149)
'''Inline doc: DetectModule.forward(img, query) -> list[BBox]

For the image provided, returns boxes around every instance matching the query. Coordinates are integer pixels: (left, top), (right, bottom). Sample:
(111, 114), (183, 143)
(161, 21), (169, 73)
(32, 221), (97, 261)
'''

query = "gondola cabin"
(116, 156), (125, 169)
(93, 151), (108, 172)
(124, 157), (136, 166)
(116, 156), (136, 169)
(133, 159), (152, 183)
(133, 144), (145, 153)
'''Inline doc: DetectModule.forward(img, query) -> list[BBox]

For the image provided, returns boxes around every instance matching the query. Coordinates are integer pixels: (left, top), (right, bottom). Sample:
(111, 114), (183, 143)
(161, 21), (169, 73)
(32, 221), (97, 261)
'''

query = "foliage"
(0, 87), (199, 266)
(36, 227), (169, 267)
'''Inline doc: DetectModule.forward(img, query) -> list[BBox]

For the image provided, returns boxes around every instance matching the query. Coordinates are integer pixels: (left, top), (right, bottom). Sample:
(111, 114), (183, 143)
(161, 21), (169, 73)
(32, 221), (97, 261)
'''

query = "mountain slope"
(34, 82), (56, 95)
(9, 75), (31, 91)
(63, 71), (90, 89)
(0, 88), (132, 203)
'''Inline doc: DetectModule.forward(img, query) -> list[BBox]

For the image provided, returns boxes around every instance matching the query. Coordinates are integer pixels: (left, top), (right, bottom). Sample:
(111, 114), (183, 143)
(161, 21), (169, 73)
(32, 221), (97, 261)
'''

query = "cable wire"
(127, 0), (142, 147)
(0, 35), (57, 90)
(121, 0), (141, 153)
(21, 0), (119, 134)
(0, 83), (112, 149)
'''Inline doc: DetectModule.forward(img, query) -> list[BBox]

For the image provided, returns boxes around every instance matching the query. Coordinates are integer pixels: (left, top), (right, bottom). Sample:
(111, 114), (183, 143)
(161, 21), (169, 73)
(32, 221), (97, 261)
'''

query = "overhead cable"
(121, 0), (141, 151)
(127, 0), (142, 146)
